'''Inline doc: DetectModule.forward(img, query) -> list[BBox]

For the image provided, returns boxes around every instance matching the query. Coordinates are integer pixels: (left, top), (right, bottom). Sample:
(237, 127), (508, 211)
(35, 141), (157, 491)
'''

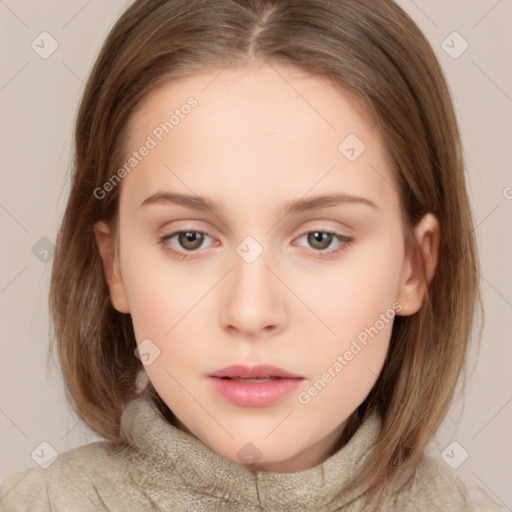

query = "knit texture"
(0, 395), (506, 511)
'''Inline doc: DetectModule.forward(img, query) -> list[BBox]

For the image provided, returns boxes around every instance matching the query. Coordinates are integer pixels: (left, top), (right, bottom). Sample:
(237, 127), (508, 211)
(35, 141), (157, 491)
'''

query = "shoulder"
(0, 441), (121, 512)
(389, 453), (507, 511)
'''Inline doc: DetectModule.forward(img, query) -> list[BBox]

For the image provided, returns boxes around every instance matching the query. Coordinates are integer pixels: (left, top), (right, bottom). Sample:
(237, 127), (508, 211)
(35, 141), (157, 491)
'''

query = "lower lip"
(209, 377), (303, 407)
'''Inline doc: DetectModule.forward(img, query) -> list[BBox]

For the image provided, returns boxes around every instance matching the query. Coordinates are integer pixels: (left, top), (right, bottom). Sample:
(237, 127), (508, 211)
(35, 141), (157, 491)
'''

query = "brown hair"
(49, 0), (480, 497)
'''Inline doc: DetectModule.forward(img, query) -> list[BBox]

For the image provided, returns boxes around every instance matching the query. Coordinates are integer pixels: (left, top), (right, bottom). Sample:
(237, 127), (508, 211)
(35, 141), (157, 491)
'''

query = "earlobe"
(396, 213), (440, 316)
(93, 220), (130, 313)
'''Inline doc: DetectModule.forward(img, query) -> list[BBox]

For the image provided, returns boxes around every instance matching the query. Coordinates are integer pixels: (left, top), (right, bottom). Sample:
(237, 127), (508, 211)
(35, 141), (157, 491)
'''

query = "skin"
(94, 60), (439, 473)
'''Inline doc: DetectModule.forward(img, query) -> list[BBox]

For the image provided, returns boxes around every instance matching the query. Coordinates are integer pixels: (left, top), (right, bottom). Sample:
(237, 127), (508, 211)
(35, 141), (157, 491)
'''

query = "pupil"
(309, 232), (330, 249)
(181, 231), (202, 249)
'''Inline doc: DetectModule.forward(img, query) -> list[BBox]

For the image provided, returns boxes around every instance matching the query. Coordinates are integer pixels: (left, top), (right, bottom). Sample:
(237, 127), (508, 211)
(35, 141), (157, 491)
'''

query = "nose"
(219, 245), (287, 339)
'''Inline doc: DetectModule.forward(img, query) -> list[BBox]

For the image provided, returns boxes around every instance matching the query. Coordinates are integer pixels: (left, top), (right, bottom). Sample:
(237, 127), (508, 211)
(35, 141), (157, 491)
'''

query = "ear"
(93, 220), (130, 313)
(395, 213), (440, 316)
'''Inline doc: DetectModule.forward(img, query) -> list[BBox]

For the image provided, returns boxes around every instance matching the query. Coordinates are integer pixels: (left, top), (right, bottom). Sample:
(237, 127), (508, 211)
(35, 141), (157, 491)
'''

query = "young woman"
(1, 0), (505, 510)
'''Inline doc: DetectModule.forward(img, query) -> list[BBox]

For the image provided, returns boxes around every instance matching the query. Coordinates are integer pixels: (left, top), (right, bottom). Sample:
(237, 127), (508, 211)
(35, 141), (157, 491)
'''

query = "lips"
(209, 364), (303, 380)
(208, 364), (304, 407)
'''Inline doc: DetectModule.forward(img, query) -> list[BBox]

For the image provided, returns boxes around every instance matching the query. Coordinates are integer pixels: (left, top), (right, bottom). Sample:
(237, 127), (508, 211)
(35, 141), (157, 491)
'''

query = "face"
(95, 60), (435, 473)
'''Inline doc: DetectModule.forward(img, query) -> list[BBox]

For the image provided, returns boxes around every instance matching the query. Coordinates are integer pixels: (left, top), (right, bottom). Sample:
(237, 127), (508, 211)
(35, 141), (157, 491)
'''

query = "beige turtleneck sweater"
(0, 395), (506, 511)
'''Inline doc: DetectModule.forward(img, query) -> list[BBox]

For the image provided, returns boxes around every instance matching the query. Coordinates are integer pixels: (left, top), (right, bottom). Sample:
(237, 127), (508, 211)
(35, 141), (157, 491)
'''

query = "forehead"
(120, 61), (398, 214)
(129, 61), (374, 145)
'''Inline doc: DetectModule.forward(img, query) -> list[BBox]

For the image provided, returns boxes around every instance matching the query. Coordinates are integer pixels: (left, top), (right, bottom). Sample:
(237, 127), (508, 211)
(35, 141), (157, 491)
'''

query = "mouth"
(219, 377), (283, 382)
(209, 364), (304, 380)
(208, 364), (304, 407)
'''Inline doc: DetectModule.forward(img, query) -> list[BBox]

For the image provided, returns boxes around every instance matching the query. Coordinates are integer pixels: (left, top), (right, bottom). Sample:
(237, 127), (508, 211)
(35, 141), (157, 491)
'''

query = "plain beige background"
(0, 0), (511, 508)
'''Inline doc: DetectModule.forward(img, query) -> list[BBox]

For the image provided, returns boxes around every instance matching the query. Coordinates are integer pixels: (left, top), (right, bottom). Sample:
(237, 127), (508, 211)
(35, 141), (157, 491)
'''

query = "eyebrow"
(139, 191), (378, 215)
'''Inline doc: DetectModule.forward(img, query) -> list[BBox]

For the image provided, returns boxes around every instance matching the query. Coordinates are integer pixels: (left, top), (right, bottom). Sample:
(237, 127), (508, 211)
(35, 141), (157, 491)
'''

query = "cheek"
(120, 251), (206, 398)
(297, 294), (394, 421)
(307, 236), (404, 339)
(119, 237), (192, 341)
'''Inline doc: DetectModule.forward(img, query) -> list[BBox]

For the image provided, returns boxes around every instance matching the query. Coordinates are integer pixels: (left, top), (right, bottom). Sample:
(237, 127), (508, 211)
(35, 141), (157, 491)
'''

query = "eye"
(159, 230), (214, 259)
(295, 230), (352, 258)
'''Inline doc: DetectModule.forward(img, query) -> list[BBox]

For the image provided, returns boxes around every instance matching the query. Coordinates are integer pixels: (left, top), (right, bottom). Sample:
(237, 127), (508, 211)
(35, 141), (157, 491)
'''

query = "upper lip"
(209, 364), (304, 379)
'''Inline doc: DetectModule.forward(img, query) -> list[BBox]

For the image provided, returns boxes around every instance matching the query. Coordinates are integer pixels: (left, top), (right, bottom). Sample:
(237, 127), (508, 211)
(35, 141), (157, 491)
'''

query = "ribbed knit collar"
(120, 395), (382, 510)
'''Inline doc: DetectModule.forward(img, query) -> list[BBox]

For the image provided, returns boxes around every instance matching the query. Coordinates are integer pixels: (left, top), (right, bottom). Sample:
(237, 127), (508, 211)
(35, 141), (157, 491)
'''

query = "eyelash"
(158, 228), (353, 261)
